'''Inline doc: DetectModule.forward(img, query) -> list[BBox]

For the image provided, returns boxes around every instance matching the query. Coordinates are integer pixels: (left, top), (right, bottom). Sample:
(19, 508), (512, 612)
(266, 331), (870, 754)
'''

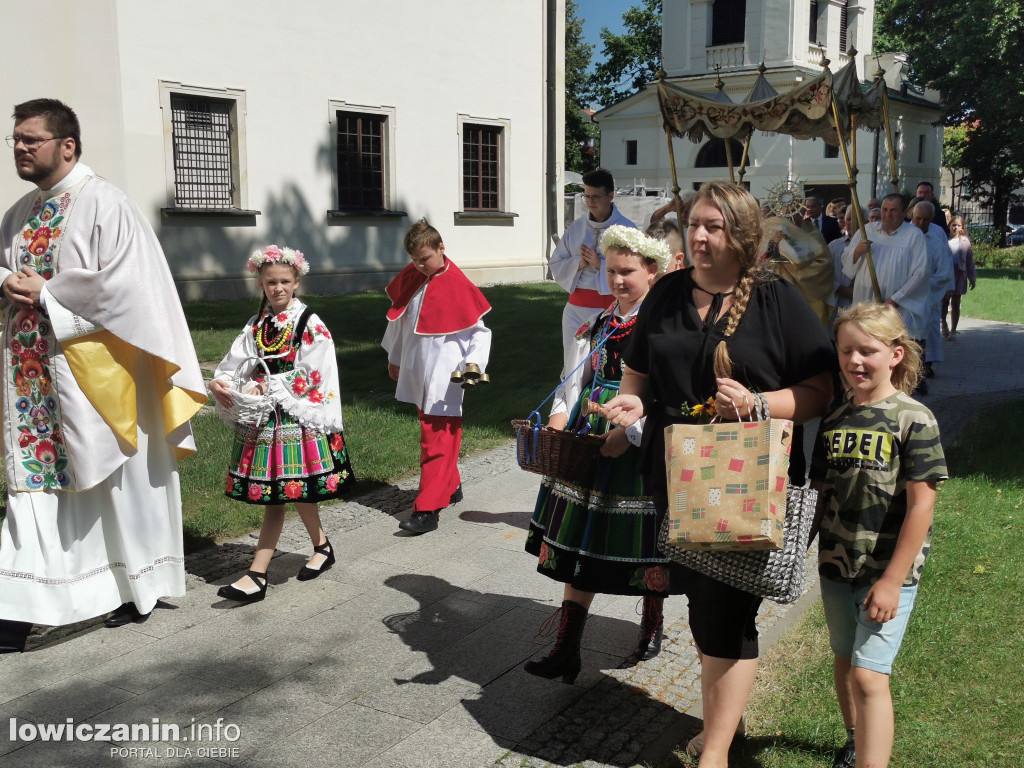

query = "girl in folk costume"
(523, 226), (673, 684)
(209, 245), (354, 603)
(383, 219), (492, 535)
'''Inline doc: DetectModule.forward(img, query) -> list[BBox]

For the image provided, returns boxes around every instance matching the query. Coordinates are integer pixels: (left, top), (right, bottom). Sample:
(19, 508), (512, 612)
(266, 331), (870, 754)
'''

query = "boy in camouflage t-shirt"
(810, 304), (947, 768)
(812, 391), (947, 587)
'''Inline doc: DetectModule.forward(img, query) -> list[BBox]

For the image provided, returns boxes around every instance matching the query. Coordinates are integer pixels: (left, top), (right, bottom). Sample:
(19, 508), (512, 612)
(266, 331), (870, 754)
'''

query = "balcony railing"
(806, 45), (852, 69)
(706, 44), (745, 69)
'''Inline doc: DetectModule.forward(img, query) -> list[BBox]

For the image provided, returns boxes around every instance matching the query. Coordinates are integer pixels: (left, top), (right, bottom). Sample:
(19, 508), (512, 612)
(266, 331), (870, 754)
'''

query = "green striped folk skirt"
(225, 409), (355, 505)
(524, 377), (679, 596)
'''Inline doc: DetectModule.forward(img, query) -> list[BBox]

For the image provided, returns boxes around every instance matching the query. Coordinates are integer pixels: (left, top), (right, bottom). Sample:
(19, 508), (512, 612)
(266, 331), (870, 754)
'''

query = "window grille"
(336, 112), (386, 209)
(463, 124), (501, 211)
(169, 95), (234, 208)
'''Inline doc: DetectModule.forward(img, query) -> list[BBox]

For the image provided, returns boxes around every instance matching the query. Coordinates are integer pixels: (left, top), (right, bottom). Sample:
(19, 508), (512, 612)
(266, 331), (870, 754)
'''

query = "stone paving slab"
(0, 316), (1020, 768)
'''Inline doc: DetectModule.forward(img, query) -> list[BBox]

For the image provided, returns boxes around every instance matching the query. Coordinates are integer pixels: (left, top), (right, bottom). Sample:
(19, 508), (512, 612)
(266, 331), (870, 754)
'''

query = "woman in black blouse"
(604, 182), (835, 767)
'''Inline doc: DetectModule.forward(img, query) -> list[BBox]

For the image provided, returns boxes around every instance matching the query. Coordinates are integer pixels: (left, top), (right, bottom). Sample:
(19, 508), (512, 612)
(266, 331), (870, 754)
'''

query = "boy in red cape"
(383, 220), (492, 534)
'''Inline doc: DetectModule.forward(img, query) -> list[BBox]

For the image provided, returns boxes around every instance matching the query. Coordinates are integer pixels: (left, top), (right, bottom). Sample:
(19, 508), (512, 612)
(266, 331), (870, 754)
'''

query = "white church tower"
(594, 0), (943, 204)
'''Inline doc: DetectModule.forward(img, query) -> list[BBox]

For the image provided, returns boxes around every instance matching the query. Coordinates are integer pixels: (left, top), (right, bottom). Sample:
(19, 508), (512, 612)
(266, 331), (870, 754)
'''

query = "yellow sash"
(62, 331), (206, 459)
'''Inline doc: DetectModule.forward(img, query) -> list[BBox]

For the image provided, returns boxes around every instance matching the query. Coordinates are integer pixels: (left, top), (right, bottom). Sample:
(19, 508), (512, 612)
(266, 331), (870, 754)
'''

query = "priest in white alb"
(843, 193), (931, 342)
(0, 99), (206, 649)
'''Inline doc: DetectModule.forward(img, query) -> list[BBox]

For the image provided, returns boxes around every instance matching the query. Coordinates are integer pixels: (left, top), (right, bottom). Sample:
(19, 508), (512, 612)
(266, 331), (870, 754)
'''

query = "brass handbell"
(451, 363), (489, 389)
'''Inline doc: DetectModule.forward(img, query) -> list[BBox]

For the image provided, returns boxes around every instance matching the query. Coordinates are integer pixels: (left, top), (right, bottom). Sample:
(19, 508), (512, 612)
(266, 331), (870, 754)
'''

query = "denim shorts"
(819, 577), (920, 675)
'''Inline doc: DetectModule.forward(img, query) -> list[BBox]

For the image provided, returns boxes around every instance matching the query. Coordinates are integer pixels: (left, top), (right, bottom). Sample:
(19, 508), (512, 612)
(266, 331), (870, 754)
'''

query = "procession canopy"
(820, 57), (887, 144)
(656, 68), (833, 144)
(745, 64), (780, 104)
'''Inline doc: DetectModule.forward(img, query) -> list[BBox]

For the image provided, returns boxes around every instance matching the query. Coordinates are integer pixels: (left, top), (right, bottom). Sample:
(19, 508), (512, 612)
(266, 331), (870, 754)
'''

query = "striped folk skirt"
(524, 378), (682, 596)
(225, 409), (355, 505)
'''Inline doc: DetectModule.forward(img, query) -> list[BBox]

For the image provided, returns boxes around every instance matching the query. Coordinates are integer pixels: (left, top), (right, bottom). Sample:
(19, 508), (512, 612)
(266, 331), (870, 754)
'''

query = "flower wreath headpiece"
(599, 225), (673, 274)
(246, 244), (310, 275)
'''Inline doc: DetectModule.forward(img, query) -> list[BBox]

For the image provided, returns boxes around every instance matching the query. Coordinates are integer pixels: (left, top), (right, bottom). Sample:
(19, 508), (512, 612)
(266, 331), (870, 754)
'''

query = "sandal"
(297, 538), (335, 581)
(217, 570), (268, 603)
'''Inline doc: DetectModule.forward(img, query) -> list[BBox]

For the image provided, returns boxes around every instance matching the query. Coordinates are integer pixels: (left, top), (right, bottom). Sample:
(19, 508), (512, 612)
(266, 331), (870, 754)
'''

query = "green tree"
(942, 123), (970, 211)
(875, 0), (1024, 241)
(588, 0), (663, 108)
(565, 0), (599, 173)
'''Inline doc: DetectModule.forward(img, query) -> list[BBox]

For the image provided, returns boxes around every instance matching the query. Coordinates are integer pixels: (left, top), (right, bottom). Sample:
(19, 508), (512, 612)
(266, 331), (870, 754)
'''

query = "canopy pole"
(737, 135), (752, 184)
(711, 66), (736, 183)
(664, 123), (690, 264)
(830, 92), (882, 303)
(875, 60), (899, 194)
(658, 67), (690, 264)
(850, 113), (857, 171)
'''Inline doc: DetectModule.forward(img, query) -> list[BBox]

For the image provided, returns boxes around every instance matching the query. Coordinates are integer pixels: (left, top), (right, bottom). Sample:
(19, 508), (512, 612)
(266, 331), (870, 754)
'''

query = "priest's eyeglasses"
(583, 192), (610, 202)
(6, 135), (64, 150)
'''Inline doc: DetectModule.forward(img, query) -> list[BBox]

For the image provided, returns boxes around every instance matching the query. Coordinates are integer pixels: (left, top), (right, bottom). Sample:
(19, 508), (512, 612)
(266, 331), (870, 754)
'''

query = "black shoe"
(217, 570), (268, 603)
(915, 378), (929, 396)
(832, 738), (856, 768)
(635, 595), (664, 660)
(399, 511), (439, 534)
(524, 600), (588, 684)
(0, 620), (32, 652)
(297, 538), (335, 581)
(449, 485), (464, 505)
(104, 602), (151, 628)
(924, 363), (935, 379)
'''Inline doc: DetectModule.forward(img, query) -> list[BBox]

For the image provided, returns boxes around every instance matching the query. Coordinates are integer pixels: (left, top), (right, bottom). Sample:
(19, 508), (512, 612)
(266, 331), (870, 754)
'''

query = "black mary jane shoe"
(104, 603), (151, 628)
(297, 538), (336, 581)
(398, 511), (439, 534)
(449, 485), (464, 505)
(217, 570), (268, 603)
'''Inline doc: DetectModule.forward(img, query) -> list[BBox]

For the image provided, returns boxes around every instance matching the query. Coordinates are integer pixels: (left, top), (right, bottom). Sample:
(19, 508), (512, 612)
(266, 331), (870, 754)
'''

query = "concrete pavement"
(1, 316), (1021, 768)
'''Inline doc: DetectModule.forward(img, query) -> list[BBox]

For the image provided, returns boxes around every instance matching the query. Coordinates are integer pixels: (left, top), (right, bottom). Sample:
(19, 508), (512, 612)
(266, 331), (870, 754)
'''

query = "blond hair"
(689, 181), (768, 378)
(833, 303), (923, 395)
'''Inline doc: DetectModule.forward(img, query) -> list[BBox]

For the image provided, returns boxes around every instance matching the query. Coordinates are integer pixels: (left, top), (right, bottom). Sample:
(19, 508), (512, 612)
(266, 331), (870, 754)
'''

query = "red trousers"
(416, 410), (462, 512)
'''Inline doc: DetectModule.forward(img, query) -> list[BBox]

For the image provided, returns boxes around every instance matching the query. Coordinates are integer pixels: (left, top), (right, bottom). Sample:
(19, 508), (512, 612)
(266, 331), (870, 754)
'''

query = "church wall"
(0, 0), (560, 299)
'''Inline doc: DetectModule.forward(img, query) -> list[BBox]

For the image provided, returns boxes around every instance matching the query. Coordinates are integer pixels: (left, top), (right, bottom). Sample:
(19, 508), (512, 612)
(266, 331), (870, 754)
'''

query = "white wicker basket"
(213, 356), (275, 428)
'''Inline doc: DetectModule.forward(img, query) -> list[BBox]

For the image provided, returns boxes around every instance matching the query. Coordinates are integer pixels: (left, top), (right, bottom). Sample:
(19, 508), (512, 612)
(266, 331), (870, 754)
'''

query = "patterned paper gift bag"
(663, 419), (794, 550)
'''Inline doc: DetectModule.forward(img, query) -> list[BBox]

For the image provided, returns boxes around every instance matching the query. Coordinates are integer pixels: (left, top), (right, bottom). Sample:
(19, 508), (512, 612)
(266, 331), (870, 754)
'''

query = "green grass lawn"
(177, 281), (566, 549)
(960, 267), (1024, 325)
(663, 400), (1024, 767)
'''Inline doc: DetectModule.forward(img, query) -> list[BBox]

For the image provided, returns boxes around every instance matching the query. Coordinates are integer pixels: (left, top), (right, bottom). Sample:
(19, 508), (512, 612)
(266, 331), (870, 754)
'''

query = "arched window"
(711, 0), (747, 46)
(695, 138), (747, 168)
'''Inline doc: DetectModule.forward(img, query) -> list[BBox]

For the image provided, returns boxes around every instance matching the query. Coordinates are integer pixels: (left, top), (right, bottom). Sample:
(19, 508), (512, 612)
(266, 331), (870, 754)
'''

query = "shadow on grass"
(184, 282), (566, 439)
(944, 397), (1024, 487)
(977, 267), (1024, 280)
